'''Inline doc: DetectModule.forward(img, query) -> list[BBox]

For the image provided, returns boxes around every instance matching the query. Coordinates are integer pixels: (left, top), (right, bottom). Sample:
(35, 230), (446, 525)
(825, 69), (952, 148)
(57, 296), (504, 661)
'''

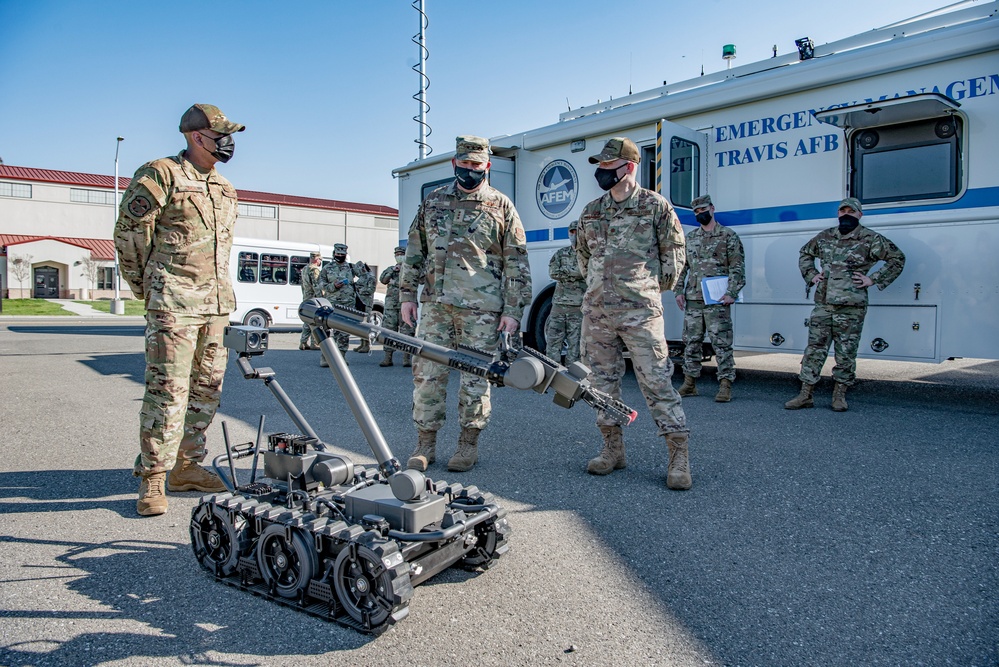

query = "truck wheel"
(526, 293), (552, 352)
(242, 309), (270, 329)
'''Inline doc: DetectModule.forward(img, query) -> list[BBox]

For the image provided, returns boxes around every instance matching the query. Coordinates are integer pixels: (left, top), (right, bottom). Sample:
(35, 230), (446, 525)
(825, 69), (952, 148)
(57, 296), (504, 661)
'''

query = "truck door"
(651, 120), (708, 210)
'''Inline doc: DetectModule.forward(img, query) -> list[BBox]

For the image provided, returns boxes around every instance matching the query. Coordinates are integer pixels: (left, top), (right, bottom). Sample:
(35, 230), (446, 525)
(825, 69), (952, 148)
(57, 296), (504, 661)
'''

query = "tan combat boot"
(678, 375), (698, 397)
(407, 430), (437, 471)
(168, 460), (226, 492)
(379, 349), (394, 367)
(137, 472), (168, 516)
(448, 427), (481, 472)
(354, 339), (371, 353)
(832, 382), (849, 412)
(402, 354), (412, 367)
(587, 425), (627, 475)
(715, 379), (732, 403)
(665, 432), (692, 490)
(784, 382), (815, 409)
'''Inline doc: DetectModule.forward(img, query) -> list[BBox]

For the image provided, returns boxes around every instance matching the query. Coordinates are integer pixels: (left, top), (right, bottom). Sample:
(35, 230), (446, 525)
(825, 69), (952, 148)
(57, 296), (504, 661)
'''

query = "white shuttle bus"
(393, 2), (999, 363)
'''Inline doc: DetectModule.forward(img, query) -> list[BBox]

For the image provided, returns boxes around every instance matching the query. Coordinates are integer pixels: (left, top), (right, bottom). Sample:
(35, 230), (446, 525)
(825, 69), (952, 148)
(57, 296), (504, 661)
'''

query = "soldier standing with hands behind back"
(785, 197), (905, 411)
(378, 246), (416, 367)
(675, 194), (745, 402)
(576, 137), (692, 490)
(299, 251), (322, 350)
(114, 103), (244, 516)
(545, 219), (585, 365)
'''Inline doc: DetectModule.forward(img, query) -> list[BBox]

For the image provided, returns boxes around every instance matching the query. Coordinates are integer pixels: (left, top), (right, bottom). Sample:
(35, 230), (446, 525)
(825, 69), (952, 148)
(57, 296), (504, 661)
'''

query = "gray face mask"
(201, 132), (235, 163)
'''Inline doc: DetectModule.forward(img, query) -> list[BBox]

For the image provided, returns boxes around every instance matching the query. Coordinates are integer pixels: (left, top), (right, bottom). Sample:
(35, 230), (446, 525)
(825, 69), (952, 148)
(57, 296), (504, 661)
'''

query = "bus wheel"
(243, 309), (270, 329)
(369, 307), (384, 328)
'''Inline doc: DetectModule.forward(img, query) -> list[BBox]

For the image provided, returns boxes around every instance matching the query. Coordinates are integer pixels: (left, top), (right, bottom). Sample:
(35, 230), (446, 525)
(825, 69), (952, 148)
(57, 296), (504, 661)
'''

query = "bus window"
(260, 254), (289, 284)
(290, 255), (309, 285)
(670, 137), (700, 208)
(238, 252), (258, 283)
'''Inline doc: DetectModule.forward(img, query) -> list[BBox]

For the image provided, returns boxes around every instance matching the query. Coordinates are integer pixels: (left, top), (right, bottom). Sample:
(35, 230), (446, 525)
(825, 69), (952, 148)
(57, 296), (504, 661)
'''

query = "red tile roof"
(0, 164), (398, 216)
(0, 234), (117, 260)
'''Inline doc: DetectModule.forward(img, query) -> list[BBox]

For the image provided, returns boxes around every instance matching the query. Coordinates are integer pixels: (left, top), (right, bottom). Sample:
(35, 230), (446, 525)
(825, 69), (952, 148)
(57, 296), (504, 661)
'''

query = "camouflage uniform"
(299, 257), (322, 346)
(676, 222), (745, 381)
(545, 243), (585, 364)
(318, 247), (358, 354)
(577, 186), (688, 435)
(797, 224), (905, 385)
(114, 151), (237, 476)
(379, 250), (416, 358)
(353, 261), (376, 313)
(400, 180), (531, 433)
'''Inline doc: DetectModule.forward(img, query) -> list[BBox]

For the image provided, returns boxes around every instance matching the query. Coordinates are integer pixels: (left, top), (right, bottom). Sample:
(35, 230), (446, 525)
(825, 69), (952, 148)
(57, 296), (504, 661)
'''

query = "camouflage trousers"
(545, 304), (583, 364)
(382, 305), (416, 339)
(799, 303), (867, 386)
(682, 300), (735, 381)
(326, 294), (356, 353)
(413, 302), (499, 432)
(135, 310), (229, 475)
(582, 306), (688, 434)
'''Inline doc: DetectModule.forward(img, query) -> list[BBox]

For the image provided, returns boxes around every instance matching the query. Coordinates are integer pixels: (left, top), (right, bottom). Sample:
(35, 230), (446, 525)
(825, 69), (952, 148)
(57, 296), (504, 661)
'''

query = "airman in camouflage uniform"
(675, 194), (746, 402)
(318, 243), (358, 363)
(113, 103), (244, 516)
(545, 220), (585, 364)
(379, 246), (416, 367)
(299, 251), (322, 350)
(577, 137), (691, 490)
(785, 197), (905, 412)
(400, 135), (532, 473)
(352, 260), (377, 353)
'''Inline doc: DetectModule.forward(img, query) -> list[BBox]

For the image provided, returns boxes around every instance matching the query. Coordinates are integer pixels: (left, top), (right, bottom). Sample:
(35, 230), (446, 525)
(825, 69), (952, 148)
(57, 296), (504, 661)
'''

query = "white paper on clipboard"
(701, 276), (743, 304)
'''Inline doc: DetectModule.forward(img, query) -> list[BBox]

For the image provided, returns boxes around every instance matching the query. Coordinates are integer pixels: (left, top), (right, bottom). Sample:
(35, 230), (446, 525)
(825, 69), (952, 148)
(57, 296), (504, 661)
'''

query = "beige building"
(0, 164), (398, 300)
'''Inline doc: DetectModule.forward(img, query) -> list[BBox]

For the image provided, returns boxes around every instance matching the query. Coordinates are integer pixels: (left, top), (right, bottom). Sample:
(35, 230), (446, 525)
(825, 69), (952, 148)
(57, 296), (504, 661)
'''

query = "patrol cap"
(839, 197), (863, 213)
(691, 194), (713, 210)
(179, 104), (245, 135)
(568, 220), (578, 232)
(455, 135), (490, 162)
(394, 246), (406, 254)
(588, 137), (640, 164)
(309, 251), (321, 258)
(334, 243), (348, 253)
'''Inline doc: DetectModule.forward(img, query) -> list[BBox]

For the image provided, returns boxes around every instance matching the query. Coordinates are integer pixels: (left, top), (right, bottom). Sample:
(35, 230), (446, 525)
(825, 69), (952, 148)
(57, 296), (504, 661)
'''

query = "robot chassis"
(190, 297), (637, 634)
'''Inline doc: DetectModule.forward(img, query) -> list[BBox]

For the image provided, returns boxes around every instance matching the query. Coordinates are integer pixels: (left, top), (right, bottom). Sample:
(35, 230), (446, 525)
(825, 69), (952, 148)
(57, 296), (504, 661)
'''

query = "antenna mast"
(413, 0), (432, 159)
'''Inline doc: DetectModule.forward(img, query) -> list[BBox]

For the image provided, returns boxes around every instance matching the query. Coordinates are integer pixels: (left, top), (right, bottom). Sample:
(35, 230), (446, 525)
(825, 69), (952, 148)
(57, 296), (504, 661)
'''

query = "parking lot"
(0, 318), (996, 666)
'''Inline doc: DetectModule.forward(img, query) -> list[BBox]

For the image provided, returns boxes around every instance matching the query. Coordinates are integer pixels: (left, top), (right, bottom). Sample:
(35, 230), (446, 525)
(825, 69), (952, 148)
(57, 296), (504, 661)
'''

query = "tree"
(79, 255), (105, 298)
(9, 253), (33, 299)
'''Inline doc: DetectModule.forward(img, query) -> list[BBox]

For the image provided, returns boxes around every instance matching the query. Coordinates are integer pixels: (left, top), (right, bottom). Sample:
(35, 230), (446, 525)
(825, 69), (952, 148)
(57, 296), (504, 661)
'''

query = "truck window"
(421, 178), (452, 202)
(238, 252), (258, 283)
(670, 137), (700, 208)
(851, 116), (962, 204)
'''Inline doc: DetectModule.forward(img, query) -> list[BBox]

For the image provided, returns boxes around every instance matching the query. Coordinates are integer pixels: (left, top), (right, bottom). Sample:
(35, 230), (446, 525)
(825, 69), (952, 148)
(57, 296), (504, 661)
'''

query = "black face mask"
(201, 133), (235, 163)
(695, 211), (713, 225)
(594, 165), (624, 191)
(334, 254), (346, 264)
(455, 166), (487, 190)
(838, 214), (860, 235)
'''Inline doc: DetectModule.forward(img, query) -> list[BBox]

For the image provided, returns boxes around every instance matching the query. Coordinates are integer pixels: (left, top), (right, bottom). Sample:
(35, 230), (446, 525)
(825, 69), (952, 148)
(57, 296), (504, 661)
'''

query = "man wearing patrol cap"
(400, 135), (532, 473)
(113, 103), (245, 516)
(299, 250), (323, 350)
(785, 197), (905, 411)
(545, 219), (585, 365)
(318, 243), (360, 365)
(675, 194), (745, 402)
(379, 245), (417, 367)
(576, 136), (692, 490)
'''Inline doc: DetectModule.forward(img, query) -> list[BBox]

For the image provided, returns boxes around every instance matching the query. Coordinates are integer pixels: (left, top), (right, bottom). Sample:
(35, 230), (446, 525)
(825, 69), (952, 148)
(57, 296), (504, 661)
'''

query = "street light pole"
(110, 136), (125, 314)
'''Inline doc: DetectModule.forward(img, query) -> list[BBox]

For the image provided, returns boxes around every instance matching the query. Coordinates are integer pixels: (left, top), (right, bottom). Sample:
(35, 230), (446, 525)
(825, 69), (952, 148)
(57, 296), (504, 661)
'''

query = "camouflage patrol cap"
(394, 246), (406, 255)
(839, 197), (863, 213)
(309, 250), (321, 258)
(334, 243), (348, 253)
(690, 194), (713, 210)
(179, 104), (245, 135)
(455, 135), (490, 162)
(588, 137), (640, 164)
(568, 220), (578, 232)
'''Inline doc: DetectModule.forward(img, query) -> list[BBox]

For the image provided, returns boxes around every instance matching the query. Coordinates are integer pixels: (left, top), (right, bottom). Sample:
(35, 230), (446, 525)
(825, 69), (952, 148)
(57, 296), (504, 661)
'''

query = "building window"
(97, 267), (115, 289)
(238, 252), (258, 282)
(259, 254), (288, 284)
(0, 182), (32, 198)
(71, 188), (116, 205)
(851, 116), (963, 204)
(238, 203), (277, 218)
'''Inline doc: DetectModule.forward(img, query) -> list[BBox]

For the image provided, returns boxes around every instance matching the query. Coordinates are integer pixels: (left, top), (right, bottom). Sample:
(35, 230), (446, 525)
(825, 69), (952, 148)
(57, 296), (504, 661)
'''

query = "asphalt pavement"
(0, 318), (996, 667)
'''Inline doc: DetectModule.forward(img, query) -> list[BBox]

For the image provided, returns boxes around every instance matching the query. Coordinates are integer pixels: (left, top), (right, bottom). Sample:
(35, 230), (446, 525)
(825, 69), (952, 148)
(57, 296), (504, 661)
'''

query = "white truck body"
(394, 3), (999, 362)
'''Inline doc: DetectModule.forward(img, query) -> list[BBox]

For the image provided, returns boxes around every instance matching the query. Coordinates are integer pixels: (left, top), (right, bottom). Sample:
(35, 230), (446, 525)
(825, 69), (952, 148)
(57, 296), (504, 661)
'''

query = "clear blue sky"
(0, 0), (956, 210)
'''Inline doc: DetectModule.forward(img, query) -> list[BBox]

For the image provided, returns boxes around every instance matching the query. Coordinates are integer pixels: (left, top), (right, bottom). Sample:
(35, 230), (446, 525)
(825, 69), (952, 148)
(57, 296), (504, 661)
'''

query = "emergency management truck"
(393, 2), (999, 363)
